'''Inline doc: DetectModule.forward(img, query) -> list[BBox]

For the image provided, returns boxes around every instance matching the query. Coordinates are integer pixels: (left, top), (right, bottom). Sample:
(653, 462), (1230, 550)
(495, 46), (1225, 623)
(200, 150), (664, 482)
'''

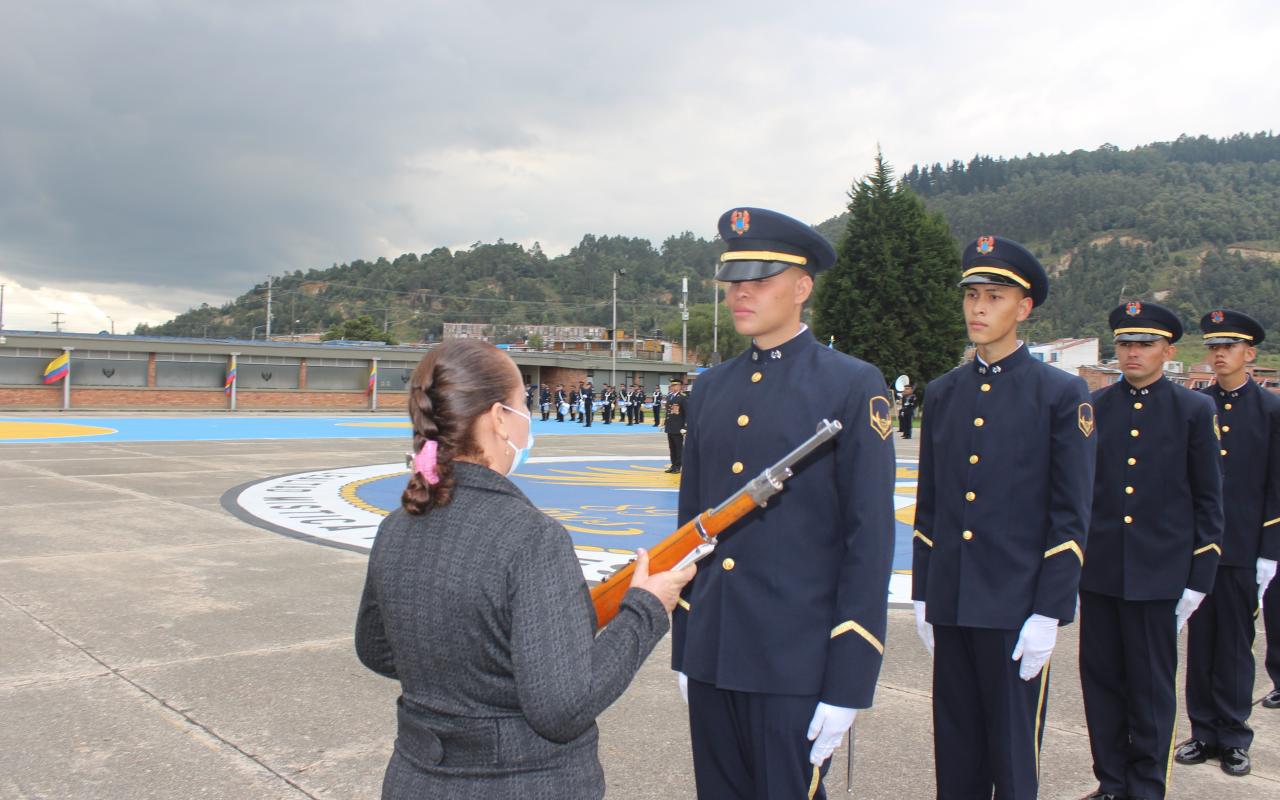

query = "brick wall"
(538, 367), (588, 389)
(0, 385), (409, 412)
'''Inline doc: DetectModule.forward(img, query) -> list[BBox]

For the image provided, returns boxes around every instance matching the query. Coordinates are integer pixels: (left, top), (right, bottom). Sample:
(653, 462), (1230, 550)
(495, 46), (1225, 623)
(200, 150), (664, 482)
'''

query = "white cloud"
(0, 274), (201, 334)
(0, 0), (1277, 325)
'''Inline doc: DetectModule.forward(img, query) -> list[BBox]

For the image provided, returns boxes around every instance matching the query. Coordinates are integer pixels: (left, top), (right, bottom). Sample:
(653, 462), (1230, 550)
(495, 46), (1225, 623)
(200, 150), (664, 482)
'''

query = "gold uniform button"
(969, 454), (980, 464)
(1225, 403), (1233, 410)
(1222, 425), (1230, 433)
(980, 384), (991, 392)
(737, 414), (749, 427)
(1124, 515), (1133, 524)
(974, 417), (985, 427)
(722, 558), (736, 571)
(1125, 486), (1135, 495)
(1134, 402), (1143, 410)
(965, 491), (976, 501)
(1221, 449), (1228, 456)
(1130, 429), (1140, 438)
(962, 530), (974, 541)
(751, 372), (763, 383)
(731, 461), (744, 474)
(1128, 457), (1137, 466)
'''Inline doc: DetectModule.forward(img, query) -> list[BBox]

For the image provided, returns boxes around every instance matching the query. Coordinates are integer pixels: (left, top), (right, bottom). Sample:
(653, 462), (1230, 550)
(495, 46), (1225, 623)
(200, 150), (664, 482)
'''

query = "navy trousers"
(1079, 590), (1178, 800)
(1265, 571), (1280, 692)
(1186, 566), (1257, 749)
(687, 678), (832, 799)
(932, 625), (1050, 800)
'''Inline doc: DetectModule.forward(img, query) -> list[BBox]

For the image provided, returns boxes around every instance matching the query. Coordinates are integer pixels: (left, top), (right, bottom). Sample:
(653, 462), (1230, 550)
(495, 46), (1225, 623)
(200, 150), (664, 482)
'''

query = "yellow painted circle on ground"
(336, 421), (412, 428)
(0, 422), (117, 440)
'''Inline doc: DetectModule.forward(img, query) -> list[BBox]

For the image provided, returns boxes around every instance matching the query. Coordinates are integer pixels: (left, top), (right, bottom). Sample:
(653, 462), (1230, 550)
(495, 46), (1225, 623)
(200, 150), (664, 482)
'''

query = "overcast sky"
(2, 0), (1277, 333)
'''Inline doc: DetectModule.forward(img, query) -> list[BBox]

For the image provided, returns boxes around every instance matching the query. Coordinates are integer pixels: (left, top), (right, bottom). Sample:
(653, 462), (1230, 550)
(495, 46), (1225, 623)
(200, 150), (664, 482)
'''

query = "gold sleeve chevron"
(1044, 540), (1084, 566)
(830, 620), (884, 655)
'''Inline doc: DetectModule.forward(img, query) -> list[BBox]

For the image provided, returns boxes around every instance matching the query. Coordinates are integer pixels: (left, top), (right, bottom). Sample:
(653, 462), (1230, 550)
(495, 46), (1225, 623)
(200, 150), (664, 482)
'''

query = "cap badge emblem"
(976, 236), (995, 255)
(1211, 310), (1225, 324)
(1126, 301), (1143, 317)
(731, 210), (751, 236)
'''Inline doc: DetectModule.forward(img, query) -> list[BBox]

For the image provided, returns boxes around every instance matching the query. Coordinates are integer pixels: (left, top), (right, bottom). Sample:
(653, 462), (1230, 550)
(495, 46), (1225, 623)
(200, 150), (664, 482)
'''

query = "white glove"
(1176, 588), (1206, 632)
(1011, 614), (1058, 681)
(1258, 558), (1277, 609)
(677, 671), (688, 704)
(806, 702), (857, 766)
(914, 600), (934, 656)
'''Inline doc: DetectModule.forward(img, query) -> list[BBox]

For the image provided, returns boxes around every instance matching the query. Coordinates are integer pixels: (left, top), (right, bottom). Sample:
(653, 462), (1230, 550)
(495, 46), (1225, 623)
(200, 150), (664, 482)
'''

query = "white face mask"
(500, 403), (535, 475)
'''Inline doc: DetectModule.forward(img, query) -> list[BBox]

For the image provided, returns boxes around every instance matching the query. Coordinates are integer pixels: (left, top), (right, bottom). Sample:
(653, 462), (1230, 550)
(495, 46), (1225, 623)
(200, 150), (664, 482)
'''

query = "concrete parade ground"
(1, 413), (1277, 799)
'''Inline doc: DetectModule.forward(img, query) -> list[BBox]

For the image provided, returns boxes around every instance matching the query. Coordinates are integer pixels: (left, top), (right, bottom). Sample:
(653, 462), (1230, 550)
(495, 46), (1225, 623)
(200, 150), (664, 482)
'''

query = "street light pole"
(712, 281), (720, 364)
(611, 270), (618, 386)
(107, 316), (115, 335)
(681, 276), (688, 363)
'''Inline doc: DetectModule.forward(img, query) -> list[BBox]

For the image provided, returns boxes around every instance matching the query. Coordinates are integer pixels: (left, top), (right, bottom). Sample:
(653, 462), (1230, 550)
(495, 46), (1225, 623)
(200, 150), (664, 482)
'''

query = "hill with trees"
(142, 131), (1280, 368)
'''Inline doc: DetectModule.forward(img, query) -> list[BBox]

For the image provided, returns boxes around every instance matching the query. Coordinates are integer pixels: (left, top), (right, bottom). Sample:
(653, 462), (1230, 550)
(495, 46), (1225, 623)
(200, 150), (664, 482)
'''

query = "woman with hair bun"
(355, 339), (694, 799)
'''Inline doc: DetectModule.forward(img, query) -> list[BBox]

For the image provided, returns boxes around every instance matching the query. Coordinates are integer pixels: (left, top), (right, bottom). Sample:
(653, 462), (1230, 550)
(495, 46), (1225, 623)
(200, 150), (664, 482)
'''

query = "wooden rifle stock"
(588, 419), (843, 630)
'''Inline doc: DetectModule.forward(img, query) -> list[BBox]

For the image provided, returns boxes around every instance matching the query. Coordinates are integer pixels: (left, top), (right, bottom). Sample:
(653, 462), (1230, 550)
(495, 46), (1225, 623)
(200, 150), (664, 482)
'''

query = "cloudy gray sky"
(2, 0), (1277, 332)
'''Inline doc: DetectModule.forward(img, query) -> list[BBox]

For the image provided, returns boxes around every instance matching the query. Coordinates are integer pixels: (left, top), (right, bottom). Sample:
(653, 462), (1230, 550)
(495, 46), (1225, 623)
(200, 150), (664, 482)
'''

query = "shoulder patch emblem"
(1078, 403), (1095, 438)
(869, 395), (893, 440)
(1213, 414), (1221, 441)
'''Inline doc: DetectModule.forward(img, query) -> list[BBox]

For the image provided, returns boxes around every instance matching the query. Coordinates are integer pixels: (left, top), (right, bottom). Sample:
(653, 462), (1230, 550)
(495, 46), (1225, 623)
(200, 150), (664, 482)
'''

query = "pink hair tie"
(414, 440), (441, 486)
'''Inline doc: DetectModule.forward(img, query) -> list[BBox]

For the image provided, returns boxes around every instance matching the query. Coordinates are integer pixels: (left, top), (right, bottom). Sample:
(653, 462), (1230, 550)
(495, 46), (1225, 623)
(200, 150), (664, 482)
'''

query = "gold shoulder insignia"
(1078, 402), (1095, 438)
(869, 395), (893, 440)
(1213, 414), (1221, 441)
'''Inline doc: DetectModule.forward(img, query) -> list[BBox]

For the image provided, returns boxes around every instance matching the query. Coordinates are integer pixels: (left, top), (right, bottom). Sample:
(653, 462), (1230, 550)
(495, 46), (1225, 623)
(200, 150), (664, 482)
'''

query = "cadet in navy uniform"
(662, 379), (686, 474)
(898, 384), (917, 439)
(652, 385), (664, 427)
(672, 207), (895, 799)
(582, 381), (593, 426)
(1176, 310), (1280, 777)
(912, 236), (1096, 800)
(1079, 302), (1224, 800)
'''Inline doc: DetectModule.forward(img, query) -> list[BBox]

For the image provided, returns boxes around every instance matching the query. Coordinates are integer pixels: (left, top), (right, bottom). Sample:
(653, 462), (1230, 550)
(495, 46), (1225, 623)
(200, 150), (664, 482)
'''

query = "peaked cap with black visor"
(959, 235), (1049, 308)
(1108, 300), (1183, 343)
(715, 207), (837, 281)
(1199, 308), (1266, 346)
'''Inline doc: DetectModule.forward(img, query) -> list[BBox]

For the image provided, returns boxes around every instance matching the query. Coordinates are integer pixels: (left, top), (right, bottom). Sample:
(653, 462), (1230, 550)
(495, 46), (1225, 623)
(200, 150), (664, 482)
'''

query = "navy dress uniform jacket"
(670, 329), (896, 709)
(1203, 379), (1280, 565)
(912, 345), (1096, 629)
(1081, 377), (1224, 599)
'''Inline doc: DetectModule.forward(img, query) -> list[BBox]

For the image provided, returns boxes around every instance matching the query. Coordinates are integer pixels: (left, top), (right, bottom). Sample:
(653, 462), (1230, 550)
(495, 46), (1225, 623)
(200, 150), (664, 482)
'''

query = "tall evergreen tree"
(812, 152), (965, 389)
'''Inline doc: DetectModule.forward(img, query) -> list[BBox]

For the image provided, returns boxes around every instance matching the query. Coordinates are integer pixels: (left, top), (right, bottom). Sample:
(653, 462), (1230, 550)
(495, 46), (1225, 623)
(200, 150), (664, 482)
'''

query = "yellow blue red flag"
(367, 362), (377, 395)
(43, 352), (70, 384)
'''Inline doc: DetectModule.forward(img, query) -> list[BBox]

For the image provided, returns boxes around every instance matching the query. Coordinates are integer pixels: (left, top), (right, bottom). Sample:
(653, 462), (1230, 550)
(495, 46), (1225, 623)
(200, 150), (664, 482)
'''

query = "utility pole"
(51, 311), (65, 332)
(107, 316), (115, 335)
(265, 276), (273, 340)
(712, 281), (720, 364)
(611, 270), (619, 386)
(681, 276), (688, 363)
(0, 283), (6, 334)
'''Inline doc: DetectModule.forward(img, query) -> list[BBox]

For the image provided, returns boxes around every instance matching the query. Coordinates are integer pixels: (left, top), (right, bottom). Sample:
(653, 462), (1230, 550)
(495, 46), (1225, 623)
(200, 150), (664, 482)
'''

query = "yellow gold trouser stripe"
(830, 620), (884, 655)
(677, 598), (690, 611)
(1265, 516), (1280, 527)
(913, 530), (934, 548)
(1194, 543), (1222, 556)
(721, 250), (808, 266)
(808, 764), (821, 799)
(1034, 661), (1051, 777)
(962, 266), (1032, 290)
(1043, 540), (1084, 565)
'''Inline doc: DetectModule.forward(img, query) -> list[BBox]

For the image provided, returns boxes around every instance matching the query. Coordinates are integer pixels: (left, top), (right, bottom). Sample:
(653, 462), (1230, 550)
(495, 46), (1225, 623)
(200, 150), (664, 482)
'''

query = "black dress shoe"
(1263, 688), (1280, 709)
(1219, 747), (1250, 776)
(1084, 791), (1123, 799)
(1174, 738), (1219, 764)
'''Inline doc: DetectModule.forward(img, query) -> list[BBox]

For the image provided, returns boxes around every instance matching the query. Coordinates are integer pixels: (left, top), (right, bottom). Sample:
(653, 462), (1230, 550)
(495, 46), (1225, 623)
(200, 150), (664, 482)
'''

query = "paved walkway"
(1, 426), (1277, 798)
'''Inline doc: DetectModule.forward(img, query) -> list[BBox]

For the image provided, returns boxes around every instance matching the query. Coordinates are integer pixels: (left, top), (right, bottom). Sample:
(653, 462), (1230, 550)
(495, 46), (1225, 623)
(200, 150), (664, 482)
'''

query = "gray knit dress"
(356, 461), (669, 799)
